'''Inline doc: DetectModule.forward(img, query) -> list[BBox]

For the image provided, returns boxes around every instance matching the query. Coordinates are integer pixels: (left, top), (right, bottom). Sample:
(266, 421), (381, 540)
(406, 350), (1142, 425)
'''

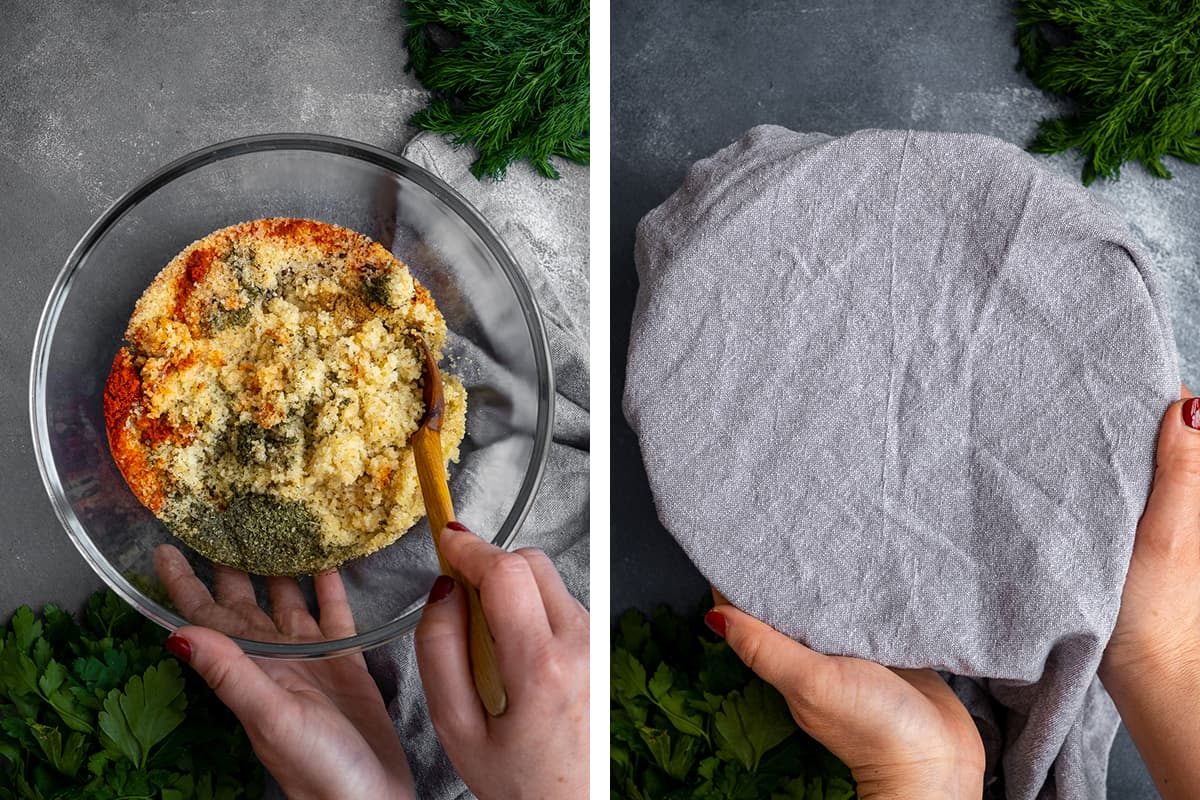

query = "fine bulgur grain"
(103, 218), (467, 575)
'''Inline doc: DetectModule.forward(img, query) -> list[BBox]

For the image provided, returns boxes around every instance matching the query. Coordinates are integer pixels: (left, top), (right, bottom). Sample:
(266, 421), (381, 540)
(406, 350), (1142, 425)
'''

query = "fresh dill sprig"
(403, 0), (589, 181)
(1016, 0), (1200, 184)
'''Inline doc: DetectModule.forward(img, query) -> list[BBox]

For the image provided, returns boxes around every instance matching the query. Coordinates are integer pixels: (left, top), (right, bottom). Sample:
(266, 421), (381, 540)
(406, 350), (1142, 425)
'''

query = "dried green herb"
(173, 492), (337, 576)
(232, 422), (297, 466)
(404, 0), (589, 180)
(1016, 0), (1200, 184)
(360, 268), (395, 308)
(207, 247), (261, 332)
(208, 303), (252, 332)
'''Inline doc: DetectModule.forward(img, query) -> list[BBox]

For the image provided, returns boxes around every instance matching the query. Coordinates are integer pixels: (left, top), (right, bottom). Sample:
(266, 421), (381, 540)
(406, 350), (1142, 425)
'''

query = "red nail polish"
(165, 634), (192, 662)
(446, 521), (470, 532)
(704, 610), (726, 638)
(427, 574), (455, 603)
(1183, 398), (1200, 430)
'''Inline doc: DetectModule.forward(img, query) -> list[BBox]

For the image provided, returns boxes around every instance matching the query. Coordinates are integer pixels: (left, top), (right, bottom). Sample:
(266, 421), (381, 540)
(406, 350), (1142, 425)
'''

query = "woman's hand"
(415, 523), (589, 800)
(154, 544), (415, 800)
(706, 600), (984, 800)
(1098, 392), (1200, 797)
(1103, 392), (1200, 680)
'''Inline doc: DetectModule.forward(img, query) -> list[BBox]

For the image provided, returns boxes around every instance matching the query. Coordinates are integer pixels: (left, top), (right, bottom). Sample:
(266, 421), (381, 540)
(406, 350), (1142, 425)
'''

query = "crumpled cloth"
(364, 135), (590, 800)
(623, 125), (1177, 800)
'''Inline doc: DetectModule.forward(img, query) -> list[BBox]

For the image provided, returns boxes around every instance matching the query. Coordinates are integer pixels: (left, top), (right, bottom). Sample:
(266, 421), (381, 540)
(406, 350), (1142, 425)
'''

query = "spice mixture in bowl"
(104, 218), (467, 576)
(31, 135), (553, 658)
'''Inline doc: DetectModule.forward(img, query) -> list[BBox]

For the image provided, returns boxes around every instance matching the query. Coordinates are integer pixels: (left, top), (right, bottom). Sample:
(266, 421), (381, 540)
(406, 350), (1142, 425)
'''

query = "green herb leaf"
(1016, 0), (1200, 184)
(612, 710), (646, 751)
(38, 659), (94, 734)
(635, 724), (677, 779)
(39, 605), (77, 651)
(0, 716), (29, 740)
(612, 604), (855, 797)
(612, 738), (634, 782)
(98, 687), (139, 766)
(86, 590), (139, 642)
(772, 776), (810, 800)
(826, 777), (857, 800)
(99, 660), (187, 768)
(715, 680), (798, 773)
(618, 776), (652, 800)
(611, 647), (652, 726)
(404, 0), (589, 180)
(698, 637), (751, 695)
(668, 735), (704, 782)
(617, 609), (652, 658)
(693, 691), (724, 716)
(0, 642), (40, 699)
(713, 700), (757, 772)
(0, 733), (18, 764)
(647, 662), (709, 742)
(1, 590), (262, 798)
(35, 659), (66, 698)
(771, 775), (859, 800)
(87, 749), (112, 777)
(74, 649), (130, 692)
(10, 608), (41, 654)
(28, 723), (88, 778)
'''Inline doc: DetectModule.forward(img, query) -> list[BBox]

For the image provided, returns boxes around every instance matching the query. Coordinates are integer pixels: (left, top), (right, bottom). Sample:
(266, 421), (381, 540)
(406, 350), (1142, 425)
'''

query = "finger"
(1137, 397), (1200, 561)
(514, 548), (587, 634)
(213, 564), (257, 609)
(709, 603), (836, 706)
(1181, 384), (1193, 398)
(892, 667), (954, 700)
(154, 546), (277, 638)
(414, 575), (486, 742)
(710, 585), (730, 606)
(267, 577), (320, 639)
(154, 546), (241, 632)
(155, 544), (217, 621)
(314, 570), (357, 640)
(440, 525), (554, 656)
(166, 625), (293, 740)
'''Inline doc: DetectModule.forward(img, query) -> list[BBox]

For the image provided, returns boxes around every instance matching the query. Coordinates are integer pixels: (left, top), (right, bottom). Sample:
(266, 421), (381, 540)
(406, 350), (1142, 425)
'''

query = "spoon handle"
(412, 425), (509, 716)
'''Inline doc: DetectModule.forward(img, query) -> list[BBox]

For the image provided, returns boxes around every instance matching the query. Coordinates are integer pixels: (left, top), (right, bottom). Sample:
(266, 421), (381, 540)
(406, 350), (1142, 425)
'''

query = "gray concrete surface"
(1, 1), (431, 617)
(611, 1), (1195, 796)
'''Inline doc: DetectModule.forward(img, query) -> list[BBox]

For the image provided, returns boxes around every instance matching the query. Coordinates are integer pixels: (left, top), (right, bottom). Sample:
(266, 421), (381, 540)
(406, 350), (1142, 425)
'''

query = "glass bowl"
(30, 134), (554, 658)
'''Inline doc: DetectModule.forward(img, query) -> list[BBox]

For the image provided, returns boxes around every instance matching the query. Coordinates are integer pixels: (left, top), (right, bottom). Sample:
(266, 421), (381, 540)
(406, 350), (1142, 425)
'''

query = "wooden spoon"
(410, 336), (508, 716)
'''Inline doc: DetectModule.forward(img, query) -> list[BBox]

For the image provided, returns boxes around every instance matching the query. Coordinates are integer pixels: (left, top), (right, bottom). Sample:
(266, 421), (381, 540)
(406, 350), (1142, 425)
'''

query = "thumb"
(167, 626), (291, 734)
(707, 604), (834, 705)
(1137, 396), (1200, 561)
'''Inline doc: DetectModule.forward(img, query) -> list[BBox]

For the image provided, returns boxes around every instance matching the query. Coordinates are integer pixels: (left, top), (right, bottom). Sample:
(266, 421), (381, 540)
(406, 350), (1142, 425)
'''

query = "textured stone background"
(611, 1), (1198, 795)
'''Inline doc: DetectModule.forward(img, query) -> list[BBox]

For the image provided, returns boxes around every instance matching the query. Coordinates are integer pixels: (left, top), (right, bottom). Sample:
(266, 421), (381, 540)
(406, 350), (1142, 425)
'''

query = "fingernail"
(427, 574), (455, 604)
(704, 610), (726, 638)
(446, 521), (470, 533)
(1183, 398), (1200, 430)
(165, 634), (192, 662)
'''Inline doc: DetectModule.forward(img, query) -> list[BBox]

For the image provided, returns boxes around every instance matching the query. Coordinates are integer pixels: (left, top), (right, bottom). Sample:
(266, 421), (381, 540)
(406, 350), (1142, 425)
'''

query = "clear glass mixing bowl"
(30, 134), (553, 658)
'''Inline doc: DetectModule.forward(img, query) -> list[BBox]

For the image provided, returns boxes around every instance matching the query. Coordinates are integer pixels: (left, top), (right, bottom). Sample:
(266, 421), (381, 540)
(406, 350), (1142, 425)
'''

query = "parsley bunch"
(404, 0), (589, 180)
(611, 605), (856, 800)
(1016, 0), (1200, 184)
(0, 590), (263, 799)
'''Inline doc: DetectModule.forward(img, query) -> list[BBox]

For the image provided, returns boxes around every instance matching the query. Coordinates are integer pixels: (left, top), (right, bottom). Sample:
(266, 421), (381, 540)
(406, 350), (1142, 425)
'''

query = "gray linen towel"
(624, 125), (1178, 799)
(363, 134), (590, 800)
